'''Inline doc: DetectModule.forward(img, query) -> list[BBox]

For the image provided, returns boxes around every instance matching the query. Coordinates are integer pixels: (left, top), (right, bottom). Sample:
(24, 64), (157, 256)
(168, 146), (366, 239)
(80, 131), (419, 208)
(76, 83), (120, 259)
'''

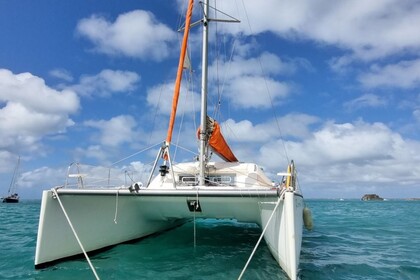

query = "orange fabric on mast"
(165, 0), (194, 145)
(208, 121), (238, 162)
(196, 119), (238, 162)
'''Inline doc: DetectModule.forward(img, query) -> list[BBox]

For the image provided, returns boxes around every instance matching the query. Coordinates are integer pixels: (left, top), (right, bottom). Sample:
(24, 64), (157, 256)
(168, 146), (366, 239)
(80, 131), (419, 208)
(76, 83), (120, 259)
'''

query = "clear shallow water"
(1, 200), (419, 279)
(301, 200), (420, 280)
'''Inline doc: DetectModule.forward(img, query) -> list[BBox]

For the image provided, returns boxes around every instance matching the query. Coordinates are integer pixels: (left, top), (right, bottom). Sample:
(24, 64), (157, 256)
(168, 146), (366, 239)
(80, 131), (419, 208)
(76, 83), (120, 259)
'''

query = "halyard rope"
(114, 188), (119, 224)
(237, 189), (285, 280)
(193, 189), (198, 248)
(52, 188), (100, 280)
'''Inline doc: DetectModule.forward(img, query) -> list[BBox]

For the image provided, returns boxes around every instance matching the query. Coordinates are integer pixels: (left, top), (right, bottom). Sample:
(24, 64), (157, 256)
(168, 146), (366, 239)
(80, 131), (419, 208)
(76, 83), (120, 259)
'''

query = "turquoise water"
(1, 200), (419, 279)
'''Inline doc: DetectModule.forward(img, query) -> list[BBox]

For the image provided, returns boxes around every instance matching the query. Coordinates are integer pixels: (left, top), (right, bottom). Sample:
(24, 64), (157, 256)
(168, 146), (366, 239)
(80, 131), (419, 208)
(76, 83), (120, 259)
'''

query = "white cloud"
(0, 69), (79, 154)
(84, 115), (138, 147)
(222, 113), (319, 143)
(49, 69), (74, 82)
(208, 52), (294, 109)
(344, 93), (388, 110)
(301, 121), (397, 164)
(328, 55), (355, 74)
(254, 120), (420, 190)
(77, 10), (177, 60)
(0, 69), (79, 114)
(70, 69), (140, 97)
(413, 109), (420, 122)
(74, 145), (109, 164)
(0, 151), (21, 173)
(359, 59), (420, 89)
(18, 166), (66, 190)
(222, 119), (273, 143)
(146, 82), (200, 115)
(218, 0), (420, 62)
(211, 52), (297, 81)
(124, 161), (152, 183)
(226, 76), (290, 109)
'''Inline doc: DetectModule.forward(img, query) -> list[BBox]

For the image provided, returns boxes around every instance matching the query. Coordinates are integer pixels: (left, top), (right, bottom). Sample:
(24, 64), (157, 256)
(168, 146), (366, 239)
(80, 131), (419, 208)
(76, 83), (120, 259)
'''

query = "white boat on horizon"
(35, 1), (310, 279)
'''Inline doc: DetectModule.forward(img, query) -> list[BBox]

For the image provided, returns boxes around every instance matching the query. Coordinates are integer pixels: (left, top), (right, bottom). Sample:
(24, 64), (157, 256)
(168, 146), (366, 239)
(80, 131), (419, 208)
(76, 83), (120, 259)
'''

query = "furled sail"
(165, 0), (194, 146)
(198, 117), (238, 162)
(162, 0), (194, 161)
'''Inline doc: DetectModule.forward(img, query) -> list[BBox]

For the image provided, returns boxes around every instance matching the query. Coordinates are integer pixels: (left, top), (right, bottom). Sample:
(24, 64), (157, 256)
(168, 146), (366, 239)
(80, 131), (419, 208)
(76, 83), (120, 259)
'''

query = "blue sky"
(1, 0), (420, 199)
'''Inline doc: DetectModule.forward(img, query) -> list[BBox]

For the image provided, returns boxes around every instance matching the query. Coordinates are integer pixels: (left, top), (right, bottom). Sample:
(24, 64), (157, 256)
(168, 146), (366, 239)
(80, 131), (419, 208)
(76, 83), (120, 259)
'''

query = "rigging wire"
(212, 0), (222, 121)
(238, 189), (286, 280)
(239, 0), (291, 165)
(174, 53), (196, 162)
(52, 188), (100, 280)
(147, 83), (165, 147)
(174, 91), (186, 162)
(110, 142), (162, 167)
(173, 1), (188, 162)
(187, 54), (198, 149)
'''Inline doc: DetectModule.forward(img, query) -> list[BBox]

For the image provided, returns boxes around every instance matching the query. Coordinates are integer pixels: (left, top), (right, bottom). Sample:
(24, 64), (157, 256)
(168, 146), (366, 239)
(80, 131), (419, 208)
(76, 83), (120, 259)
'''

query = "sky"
(1, 0), (420, 199)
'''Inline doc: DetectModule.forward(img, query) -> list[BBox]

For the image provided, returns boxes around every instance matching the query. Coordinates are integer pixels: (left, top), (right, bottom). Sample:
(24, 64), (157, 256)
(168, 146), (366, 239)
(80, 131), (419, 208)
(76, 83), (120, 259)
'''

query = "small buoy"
(303, 207), (313, 230)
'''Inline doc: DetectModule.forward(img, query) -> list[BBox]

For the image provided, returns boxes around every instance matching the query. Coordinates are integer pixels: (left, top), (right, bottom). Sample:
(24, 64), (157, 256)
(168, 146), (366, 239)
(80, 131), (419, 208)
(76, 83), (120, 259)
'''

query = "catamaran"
(35, 1), (310, 279)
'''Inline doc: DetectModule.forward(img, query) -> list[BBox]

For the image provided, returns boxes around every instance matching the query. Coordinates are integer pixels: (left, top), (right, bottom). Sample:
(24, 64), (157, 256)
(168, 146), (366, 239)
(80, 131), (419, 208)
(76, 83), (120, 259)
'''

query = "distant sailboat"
(35, 1), (309, 279)
(2, 156), (20, 203)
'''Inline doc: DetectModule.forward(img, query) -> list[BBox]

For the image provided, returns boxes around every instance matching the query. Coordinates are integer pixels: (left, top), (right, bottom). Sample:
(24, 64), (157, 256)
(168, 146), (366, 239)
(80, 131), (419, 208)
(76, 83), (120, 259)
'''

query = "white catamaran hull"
(261, 191), (304, 280)
(35, 187), (303, 279)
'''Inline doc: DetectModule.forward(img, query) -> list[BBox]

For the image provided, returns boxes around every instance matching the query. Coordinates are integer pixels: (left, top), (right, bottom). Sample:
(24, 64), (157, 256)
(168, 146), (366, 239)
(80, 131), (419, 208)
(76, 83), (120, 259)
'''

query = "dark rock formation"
(361, 194), (384, 201)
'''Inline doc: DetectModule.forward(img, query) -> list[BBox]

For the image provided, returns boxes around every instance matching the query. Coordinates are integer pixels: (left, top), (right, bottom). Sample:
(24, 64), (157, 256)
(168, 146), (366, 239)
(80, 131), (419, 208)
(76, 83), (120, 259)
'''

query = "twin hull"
(35, 188), (303, 279)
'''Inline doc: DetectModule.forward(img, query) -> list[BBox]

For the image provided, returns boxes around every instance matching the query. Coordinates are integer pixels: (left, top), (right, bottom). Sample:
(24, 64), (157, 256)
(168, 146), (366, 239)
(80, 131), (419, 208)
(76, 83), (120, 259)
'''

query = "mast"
(149, 0), (238, 187)
(8, 156), (20, 194)
(199, 0), (210, 185)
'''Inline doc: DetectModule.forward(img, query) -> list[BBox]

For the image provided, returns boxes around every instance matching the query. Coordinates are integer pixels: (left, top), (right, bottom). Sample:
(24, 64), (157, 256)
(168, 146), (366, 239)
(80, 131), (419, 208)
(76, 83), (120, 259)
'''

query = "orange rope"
(165, 0), (194, 144)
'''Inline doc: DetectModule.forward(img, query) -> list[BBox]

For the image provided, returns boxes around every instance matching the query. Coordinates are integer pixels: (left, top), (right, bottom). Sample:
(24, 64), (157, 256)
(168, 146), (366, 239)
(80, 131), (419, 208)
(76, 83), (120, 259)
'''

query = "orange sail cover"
(165, 0), (194, 145)
(198, 118), (238, 162)
(209, 121), (238, 162)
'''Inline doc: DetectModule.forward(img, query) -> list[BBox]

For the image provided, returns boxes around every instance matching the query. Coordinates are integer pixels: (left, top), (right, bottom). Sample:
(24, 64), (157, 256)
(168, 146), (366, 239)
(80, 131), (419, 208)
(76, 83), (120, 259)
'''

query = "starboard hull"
(261, 191), (304, 280)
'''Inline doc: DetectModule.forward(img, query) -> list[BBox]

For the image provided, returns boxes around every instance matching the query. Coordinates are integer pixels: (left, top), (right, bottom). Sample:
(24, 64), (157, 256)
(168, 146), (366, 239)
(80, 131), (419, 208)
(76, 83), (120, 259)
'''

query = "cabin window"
(207, 174), (236, 186)
(178, 174), (236, 186)
(179, 175), (198, 186)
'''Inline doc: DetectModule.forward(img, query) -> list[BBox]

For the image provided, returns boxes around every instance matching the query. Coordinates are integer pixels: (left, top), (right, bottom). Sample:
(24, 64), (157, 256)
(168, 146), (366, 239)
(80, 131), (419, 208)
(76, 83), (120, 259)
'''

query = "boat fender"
(303, 207), (313, 230)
